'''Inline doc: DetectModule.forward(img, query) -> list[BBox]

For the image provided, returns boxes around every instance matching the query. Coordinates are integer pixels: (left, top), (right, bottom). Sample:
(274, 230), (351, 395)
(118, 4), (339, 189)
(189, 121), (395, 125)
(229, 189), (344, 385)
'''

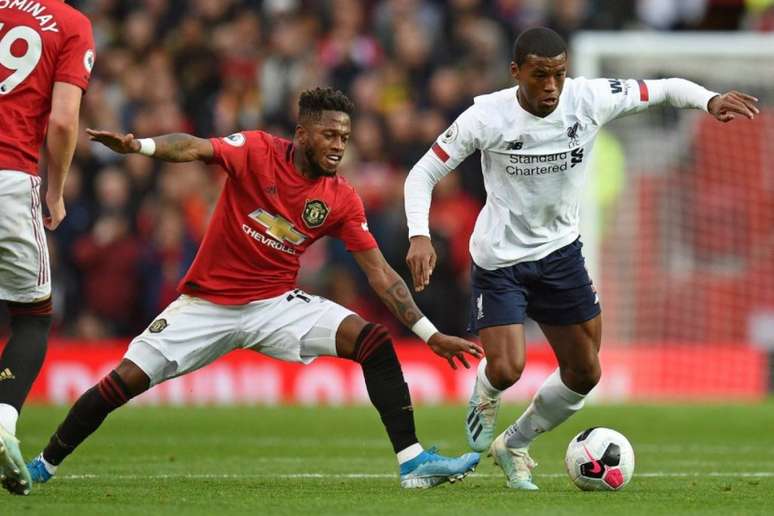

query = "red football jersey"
(0, 0), (94, 175)
(178, 131), (378, 305)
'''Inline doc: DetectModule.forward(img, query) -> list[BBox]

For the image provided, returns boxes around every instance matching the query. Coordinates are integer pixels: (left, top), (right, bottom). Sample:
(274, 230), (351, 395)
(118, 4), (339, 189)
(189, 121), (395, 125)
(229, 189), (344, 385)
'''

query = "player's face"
(297, 111), (351, 178)
(512, 53), (568, 117)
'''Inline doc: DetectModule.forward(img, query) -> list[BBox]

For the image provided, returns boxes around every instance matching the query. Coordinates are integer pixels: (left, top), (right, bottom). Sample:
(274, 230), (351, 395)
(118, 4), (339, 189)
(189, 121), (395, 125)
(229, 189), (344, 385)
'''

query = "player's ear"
(511, 61), (520, 82)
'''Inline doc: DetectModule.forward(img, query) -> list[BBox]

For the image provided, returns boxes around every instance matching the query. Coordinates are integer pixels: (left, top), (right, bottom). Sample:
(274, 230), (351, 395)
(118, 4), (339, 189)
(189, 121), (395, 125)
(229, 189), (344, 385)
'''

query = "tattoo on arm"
(382, 280), (423, 327)
(153, 133), (202, 162)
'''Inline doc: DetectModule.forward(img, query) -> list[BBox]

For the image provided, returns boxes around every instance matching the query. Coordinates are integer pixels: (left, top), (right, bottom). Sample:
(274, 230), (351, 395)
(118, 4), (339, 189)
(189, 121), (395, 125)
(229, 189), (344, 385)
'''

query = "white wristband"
(138, 138), (156, 156)
(411, 316), (439, 343)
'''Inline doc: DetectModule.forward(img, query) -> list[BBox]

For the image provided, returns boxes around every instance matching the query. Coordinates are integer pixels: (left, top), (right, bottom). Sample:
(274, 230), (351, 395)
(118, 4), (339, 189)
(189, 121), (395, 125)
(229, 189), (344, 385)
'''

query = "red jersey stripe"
(432, 143), (450, 162)
(637, 80), (649, 102)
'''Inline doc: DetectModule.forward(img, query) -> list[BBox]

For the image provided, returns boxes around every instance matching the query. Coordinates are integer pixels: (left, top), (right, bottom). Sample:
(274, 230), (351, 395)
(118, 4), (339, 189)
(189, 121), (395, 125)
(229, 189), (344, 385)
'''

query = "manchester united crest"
(302, 199), (329, 228)
(149, 319), (168, 333)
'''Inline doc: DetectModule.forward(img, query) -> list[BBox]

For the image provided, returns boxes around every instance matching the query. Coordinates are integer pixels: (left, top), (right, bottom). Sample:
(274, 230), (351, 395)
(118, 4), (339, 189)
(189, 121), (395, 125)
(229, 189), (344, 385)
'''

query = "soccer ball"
(565, 427), (635, 491)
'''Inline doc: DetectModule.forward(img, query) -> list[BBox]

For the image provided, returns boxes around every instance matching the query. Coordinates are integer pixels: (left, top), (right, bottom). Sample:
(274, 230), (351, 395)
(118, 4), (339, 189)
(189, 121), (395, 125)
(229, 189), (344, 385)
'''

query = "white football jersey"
(433, 77), (652, 269)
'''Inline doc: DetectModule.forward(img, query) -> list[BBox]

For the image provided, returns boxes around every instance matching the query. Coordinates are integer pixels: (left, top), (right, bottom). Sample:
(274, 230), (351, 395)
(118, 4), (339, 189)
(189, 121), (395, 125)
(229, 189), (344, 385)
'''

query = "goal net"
(572, 31), (774, 350)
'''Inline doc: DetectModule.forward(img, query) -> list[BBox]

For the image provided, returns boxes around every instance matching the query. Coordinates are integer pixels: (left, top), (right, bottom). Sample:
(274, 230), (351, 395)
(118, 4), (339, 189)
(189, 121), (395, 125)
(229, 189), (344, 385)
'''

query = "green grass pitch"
(4, 402), (773, 515)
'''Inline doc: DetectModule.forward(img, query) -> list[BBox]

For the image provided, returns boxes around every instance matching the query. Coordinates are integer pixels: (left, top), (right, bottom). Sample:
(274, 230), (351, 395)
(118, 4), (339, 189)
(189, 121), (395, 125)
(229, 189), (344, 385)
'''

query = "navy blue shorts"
(468, 238), (600, 333)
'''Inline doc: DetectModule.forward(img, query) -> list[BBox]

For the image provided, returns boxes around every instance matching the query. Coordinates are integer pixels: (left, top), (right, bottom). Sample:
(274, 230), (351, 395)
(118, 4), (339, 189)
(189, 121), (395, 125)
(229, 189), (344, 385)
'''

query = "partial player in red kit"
(27, 88), (484, 489)
(0, 0), (94, 495)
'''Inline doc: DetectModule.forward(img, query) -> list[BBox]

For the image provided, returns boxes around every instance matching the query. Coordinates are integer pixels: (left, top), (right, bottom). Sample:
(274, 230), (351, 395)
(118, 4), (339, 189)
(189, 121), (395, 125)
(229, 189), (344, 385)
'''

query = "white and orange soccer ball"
(565, 427), (635, 491)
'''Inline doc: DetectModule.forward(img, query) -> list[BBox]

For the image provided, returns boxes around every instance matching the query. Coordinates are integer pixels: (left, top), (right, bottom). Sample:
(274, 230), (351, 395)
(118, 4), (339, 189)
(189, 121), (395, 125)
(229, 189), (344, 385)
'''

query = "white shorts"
(124, 291), (355, 386)
(0, 170), (50, 302)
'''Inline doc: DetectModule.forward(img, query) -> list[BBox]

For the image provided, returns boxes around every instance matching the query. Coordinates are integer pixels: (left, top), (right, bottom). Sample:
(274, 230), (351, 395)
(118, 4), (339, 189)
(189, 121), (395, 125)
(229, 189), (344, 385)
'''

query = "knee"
(8, 299), (53, 334)
(8, 298), (53, 319)
(114, 360), (151, 397)
(562, 361), (601, 395)
(6, 301), (52, 359)
(352, 323), (393, 364)
(486, 358), (525, 390)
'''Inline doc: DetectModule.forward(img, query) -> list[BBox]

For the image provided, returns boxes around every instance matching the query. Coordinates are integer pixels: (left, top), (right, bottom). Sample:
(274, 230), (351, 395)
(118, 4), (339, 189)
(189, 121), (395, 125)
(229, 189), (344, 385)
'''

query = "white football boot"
(489, 432), (539, 490)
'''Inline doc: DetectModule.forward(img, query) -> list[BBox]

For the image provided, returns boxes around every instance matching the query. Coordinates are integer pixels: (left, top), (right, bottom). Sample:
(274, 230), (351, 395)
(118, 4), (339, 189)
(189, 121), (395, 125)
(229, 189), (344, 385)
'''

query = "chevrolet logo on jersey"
(249, 209), (307, 245)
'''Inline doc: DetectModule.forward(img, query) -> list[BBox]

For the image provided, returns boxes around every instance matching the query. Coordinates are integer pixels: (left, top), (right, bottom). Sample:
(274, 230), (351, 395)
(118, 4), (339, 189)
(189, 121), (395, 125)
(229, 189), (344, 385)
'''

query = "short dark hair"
(512, 27), (567, 65)
(298, 87), (355, 121)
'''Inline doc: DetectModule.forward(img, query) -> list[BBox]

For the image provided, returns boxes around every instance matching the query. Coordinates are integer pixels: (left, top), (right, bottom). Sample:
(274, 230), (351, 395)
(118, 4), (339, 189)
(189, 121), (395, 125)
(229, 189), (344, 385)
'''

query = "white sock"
(476, 358), (502, 399)
(505, 368), (586, 449)
(0, 403), (19, 435)
(396, 443), (424, 464)
(39, 454), (58, 475)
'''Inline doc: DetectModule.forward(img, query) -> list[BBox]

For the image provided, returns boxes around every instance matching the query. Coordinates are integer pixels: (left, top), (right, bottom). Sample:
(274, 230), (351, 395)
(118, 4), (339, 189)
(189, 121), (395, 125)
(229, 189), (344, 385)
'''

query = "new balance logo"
(608, 79), (623, 94)
(467, 410), (484, 442)
(505, 140), (523, 151)
(476, 294), (484, 320)
(0, 368), (15, 381)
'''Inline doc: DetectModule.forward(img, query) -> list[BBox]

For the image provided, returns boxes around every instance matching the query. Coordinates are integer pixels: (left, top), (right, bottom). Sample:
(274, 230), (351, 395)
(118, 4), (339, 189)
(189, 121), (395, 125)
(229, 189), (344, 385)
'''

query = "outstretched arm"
(596, 78), (759, 125)
(646, 79), (758, 121)
(86, 129), (214, 162)
(352, 247), (483, 369)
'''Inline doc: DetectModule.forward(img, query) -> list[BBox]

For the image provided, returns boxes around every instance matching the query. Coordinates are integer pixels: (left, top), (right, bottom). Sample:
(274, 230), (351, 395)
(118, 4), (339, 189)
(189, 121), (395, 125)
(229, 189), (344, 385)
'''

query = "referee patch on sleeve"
(637, 80), (649, 101)
(432, 143), (449, 163)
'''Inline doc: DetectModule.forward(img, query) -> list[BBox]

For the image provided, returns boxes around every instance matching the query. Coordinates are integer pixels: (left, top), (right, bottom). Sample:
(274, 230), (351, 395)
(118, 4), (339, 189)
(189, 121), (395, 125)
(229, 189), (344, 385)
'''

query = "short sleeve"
(54, 15), (95, 91)
(429, 105), (484, 169)
(586, 78), (650, 125)
(328, 189), (378, 252)
(208, 131), (265, 180)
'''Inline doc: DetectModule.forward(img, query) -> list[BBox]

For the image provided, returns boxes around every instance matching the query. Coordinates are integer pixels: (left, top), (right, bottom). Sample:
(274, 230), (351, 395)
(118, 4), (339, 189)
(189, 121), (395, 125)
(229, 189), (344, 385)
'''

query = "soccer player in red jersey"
(28, 87), (484, 489)
(0, 0), (94, 495)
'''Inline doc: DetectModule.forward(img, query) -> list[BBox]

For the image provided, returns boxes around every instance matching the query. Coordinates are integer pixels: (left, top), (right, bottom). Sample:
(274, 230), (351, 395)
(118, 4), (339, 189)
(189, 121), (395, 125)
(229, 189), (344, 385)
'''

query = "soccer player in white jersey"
(404, 27), (759, 490)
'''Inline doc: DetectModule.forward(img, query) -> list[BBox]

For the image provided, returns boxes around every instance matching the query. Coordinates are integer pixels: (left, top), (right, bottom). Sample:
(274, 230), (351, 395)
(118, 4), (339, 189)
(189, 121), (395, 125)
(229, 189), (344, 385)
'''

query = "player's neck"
(291, 143), (318, 180)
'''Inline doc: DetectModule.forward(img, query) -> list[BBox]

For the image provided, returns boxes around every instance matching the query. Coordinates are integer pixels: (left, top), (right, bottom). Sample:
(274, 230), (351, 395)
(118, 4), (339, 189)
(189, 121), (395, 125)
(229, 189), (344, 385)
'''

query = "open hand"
(708, 91), (759, 123)
(427, 333), (484, 370)
(86, 128), (141, 153)
(406, 236), (436, 292)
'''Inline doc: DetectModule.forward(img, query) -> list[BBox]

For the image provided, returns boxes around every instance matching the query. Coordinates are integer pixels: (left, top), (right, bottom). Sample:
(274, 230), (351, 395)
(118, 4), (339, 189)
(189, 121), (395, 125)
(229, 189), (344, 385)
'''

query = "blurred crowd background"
(13, 0), (774, 339)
